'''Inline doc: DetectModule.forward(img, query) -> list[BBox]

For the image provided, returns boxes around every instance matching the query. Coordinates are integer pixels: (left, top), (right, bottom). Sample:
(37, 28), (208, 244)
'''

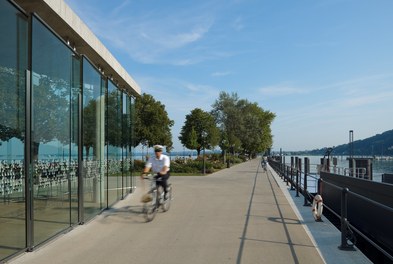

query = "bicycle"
(141, 174), (172, 222)
(261, 161), (267, 172)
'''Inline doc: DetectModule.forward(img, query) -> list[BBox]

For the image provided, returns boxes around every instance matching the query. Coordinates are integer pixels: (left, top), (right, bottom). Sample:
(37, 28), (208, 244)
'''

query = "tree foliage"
(83, 98), (98, 157)
(106, 89), (122, 147)
(211, 91), (275, 157)
(1, 66), (70, 149)
(237, 100), (275, 156)
(211, 92), (242, 152)
(179, 108), (220, 156)
(134, 93), (174, 150)
(30, 75), (71, 159)
(0, 67), (25, 143)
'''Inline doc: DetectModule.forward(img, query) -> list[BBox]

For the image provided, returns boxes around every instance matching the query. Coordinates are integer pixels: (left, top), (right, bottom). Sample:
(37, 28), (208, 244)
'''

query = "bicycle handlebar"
(142, 174), (164, 181)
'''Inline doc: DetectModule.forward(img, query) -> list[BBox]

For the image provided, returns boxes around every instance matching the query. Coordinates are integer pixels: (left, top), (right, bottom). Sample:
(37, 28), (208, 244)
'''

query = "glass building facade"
(0, 1), (138, 261)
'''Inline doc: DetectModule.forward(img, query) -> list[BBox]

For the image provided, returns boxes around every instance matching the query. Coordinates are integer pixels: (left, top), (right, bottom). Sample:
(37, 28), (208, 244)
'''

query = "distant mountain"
(291, 129), (393, 156)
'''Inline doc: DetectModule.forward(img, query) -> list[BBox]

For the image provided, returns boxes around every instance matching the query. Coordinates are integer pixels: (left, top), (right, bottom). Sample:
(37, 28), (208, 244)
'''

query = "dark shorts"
(154, 172), (170, 192)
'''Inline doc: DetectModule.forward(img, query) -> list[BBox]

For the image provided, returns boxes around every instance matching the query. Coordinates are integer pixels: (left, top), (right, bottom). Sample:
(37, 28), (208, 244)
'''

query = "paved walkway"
(9, 159), (371, 264)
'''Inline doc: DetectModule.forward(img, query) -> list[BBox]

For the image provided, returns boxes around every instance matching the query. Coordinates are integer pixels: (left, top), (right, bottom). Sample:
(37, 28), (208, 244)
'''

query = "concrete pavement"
(8, 159), (371, 264)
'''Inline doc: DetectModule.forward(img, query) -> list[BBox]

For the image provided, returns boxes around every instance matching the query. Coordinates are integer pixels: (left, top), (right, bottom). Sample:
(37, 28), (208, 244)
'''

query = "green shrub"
(133, 155), (235, 174)
(132, 160), (145, 171)
(170, 162), (195, 173)
(170, 159), (216, 174)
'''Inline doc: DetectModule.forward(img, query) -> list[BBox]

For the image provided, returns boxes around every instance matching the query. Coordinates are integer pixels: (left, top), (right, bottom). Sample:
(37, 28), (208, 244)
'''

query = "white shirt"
(145, 154), (170, 173)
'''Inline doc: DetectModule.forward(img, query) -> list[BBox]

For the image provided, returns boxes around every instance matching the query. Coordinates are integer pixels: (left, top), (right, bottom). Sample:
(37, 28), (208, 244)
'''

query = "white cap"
(153, 145), (164, 151)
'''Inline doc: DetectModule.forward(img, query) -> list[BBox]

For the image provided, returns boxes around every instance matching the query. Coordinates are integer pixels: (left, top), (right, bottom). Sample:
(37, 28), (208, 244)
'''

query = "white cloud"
(232, 16), (244, 31)
(211, 71), (232, 77)
(137, 76), (219, 113)
(69, 1), (217, 65)
(98, 16), (214, 65)
(270, 74), (393, 151)
(342, 91), (393, 107)
(294, 41), (338, 48)
(258, 84), (307, 96)
(136, 21), (212, 50)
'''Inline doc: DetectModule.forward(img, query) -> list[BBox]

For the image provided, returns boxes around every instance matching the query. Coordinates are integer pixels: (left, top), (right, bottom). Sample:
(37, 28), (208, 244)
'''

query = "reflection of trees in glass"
(32, 74), (70, 159)
(0, 66), (25, 144)
(83, 98), (98, 157)
(107, 89), (122, 148)
(121, 97), (132, 152)
(83, 86), (133, 160)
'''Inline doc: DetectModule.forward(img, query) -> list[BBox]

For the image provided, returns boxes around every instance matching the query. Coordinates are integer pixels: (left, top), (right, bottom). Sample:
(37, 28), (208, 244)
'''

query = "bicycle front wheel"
(143, 189), (158, 222)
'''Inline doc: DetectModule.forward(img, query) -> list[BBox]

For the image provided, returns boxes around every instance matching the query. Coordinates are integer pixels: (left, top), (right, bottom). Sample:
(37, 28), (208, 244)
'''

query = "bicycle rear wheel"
(161, 184), (172, 212)
(143, 189), (158, 222)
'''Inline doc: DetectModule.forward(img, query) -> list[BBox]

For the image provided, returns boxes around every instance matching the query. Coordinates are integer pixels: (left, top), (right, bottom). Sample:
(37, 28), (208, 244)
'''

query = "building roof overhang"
(13, 0), (141, 96)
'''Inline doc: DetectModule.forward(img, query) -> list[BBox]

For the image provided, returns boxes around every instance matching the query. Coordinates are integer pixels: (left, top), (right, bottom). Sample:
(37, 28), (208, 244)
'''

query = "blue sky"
(65, 0), (393, 152)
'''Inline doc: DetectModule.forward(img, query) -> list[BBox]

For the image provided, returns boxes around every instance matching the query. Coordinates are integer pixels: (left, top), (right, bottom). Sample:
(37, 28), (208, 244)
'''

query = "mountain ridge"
(289, 129), (393, 156)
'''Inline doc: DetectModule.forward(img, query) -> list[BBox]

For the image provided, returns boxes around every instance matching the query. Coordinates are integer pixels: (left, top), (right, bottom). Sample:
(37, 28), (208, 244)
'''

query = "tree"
(0, 66), (25, 144)
(134, 93), (174, 149)
(211, 91), (275, 157)
(237, 101), (275, 157)
(211, 92), (243, 153)
(179, 108), (220, 156)
(31, 75), (70, 160)
(82, 98), (98, 157)
(107, 89), (122, 148)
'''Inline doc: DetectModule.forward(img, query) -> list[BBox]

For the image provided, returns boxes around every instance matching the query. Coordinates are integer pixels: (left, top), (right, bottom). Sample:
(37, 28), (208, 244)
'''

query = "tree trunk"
(85, 146), (90, 158)
(32, 141), (40, 161)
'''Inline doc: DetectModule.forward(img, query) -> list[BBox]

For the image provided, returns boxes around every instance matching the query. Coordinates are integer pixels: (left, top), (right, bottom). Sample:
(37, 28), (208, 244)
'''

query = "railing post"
(339, 187), (355, 250)
(317, 178), (321, 195)
(304, 158), (310, 206)
(296, 158), (301, 197)
(287, 165), (290, 186)
(285, 166), (289, 185)
(290, 157), (295, 190)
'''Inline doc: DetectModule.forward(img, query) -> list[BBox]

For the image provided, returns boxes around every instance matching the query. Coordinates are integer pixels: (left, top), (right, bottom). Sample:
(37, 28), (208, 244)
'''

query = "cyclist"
(141, 145), (170, 200)
(261, 156), (268, 170)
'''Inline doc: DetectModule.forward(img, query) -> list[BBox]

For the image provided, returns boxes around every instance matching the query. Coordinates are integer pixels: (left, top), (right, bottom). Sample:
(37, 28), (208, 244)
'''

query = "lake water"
(282, 155), (393, 183)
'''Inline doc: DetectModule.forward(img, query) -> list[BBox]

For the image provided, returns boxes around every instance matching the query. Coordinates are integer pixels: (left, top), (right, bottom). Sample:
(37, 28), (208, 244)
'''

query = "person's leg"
(155, 173), (169, 199)
(161, 173), (170, 199)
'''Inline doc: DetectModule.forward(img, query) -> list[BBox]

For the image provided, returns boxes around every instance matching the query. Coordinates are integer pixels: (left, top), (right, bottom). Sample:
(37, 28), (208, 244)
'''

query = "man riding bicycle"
(141, 145), (170, 199)
(261, 156), (268, 170)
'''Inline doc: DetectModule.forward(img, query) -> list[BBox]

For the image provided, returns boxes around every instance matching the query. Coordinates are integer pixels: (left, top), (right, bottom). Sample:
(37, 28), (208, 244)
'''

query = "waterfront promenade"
(9, 159), (371, 264)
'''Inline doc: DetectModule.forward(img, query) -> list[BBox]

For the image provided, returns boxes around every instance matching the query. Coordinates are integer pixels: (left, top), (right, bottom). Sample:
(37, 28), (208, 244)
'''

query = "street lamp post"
(222, 139), (227, 165)
(349, 130), (354, 158)
(203, 145), (206, 174)
(202, 131), (207, 175)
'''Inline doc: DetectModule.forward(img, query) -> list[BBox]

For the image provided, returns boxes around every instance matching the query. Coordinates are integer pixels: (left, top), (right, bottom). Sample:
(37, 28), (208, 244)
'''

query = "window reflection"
(0, 2), (136, 261)
(82, 59), (105, 219)
(0, 0), (27, 260)
(31, 16), (78, 245)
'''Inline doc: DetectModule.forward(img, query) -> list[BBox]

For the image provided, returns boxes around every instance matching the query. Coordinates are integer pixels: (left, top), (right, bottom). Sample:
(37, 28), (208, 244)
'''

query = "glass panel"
(130, 96), (136, 191)
(82, 58), (104, 220)
(31, 17), (75, 245)
(70, 55), (80, 224)
(107, 81), (122, 205)
(0, 1), (28, 260)
(123, 94), (131, 195)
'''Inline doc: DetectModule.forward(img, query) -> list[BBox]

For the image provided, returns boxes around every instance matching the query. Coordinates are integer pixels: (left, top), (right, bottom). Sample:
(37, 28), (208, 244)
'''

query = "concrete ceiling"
(13, 0), (141, 97)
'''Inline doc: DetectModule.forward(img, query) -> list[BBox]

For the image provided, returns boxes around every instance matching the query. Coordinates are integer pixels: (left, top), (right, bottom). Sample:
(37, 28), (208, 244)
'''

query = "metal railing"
(320, 179), (393, 261)
(269, 156), (393, 262)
